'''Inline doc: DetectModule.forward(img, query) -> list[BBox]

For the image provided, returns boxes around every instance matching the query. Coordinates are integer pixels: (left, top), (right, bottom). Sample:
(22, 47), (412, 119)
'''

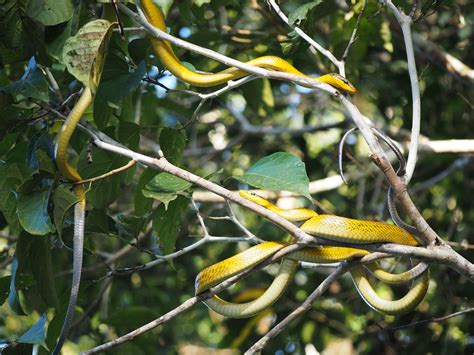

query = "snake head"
(318, 73), (357, 94)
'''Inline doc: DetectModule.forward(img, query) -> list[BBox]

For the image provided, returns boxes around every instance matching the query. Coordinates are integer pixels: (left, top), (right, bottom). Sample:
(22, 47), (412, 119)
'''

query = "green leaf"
(25, 0), (73, 26)
(0, 191), (21, 235)
(142, 190), (178, 207)
(26, 133), (55, 172)
(115, 214), (147, 241)
(18, 314), (47, 349)
(143, 173), (192, 208)
(62, 19), (116, 90)
(17, 189), (55, 235)
(234, 152), (311, 200)
(153, 196), (188, 254)
(117, 121), (140, 151)
(159, 127), (187, 166)
(0, 164), (25, 223)
(0, 1), (46, 64)
(52, 186), (78, 238)
(134, 168), (158, 216)
(8, 257), (25, 315)
(46, 17), (73, 61)
(1, 57), (49, 102)
(94, 60), (147, 128)
(36, 150), (56, 175)
(45, 307), (66, 351)
(288, 1), (323, 26)
(30, 236), (58, 308)
(0, 276), (11, 305)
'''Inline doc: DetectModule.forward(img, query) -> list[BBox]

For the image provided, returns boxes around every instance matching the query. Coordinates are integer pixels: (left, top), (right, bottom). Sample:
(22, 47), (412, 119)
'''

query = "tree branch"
(76, 122), (474, 281)
(381, 0), (421, 183)
(81, 244), (303, 354)
(245, 252), (388, 353)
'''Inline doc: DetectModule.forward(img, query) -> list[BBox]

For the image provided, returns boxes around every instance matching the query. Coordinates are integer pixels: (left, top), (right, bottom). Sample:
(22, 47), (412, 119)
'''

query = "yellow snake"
(140, 0), (356, 94)
(138, 1), (429, 317)
(53, 87), (92, 354)
(195, 192), (429, 317)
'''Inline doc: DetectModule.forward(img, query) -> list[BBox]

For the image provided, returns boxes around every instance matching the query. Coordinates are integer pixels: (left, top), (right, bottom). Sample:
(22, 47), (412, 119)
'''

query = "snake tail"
(351, 266), (429, 315)
(53, 88), (92, 355)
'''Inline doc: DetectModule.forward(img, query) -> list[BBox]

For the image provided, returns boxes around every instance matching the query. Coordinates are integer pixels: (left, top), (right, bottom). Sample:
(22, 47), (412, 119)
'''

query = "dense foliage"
(0, 0), (473, 354)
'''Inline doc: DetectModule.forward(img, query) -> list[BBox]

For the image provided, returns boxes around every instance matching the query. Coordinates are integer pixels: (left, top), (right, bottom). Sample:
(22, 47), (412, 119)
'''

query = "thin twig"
(111, 0), (125, 38)
(245, 253), (388, 353)
(73, 160), (137, 186)
(386, 307), (474, 331)
(342, 0), (367, 61)
(266, 0), (343, 73)
(39, 65), (64, 102)
(381, 0), (421, 183)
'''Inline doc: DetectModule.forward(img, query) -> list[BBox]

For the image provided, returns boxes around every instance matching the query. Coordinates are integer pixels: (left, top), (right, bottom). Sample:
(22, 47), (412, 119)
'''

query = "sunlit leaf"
(62, 19), (116, 90)
(288, 1), (323, 26)
(234, 152), (311, 200)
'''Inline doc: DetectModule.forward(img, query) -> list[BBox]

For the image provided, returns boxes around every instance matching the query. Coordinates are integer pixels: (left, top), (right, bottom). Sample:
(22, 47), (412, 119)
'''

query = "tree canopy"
(0, 0), (473, 354)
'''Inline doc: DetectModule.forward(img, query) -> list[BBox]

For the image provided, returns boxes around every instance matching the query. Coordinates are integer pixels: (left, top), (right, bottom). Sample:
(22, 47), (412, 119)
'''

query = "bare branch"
(381, 0), (421, 183)
(74, 160), (137, 186)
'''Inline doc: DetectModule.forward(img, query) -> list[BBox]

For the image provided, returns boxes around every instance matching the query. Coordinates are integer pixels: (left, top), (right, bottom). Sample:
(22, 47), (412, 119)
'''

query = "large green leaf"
(17, 189), (55, 235)
(25, 0), (73, 26)
(152, 196), (188, 254)
(62, 19), (116, 90)
(115, 214), (147, 241)
(234, 152), (311, 200)
(288, 1), (323, 26)
(241, 78), (274, 116)
(0, 0), (46, 64)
